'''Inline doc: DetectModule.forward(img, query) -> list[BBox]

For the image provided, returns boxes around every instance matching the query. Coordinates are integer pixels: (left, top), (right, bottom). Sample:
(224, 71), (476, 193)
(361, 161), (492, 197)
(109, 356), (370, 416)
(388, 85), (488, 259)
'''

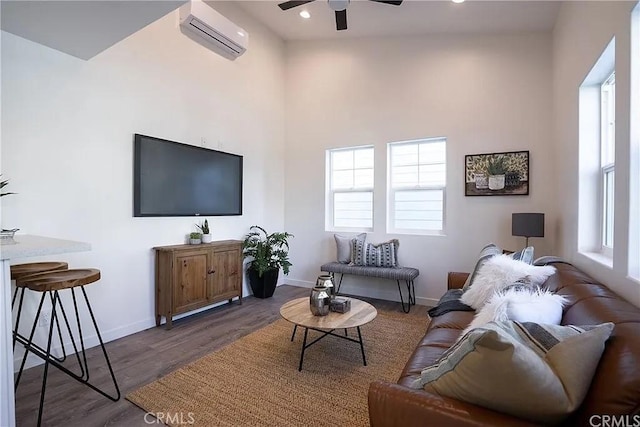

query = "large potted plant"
(242, 225), (293, 299)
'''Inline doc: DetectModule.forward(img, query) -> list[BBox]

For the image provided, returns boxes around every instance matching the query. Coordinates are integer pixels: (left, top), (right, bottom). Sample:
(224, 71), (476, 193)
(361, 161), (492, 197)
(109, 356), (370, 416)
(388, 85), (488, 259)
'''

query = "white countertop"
(0, 234), (91, 261)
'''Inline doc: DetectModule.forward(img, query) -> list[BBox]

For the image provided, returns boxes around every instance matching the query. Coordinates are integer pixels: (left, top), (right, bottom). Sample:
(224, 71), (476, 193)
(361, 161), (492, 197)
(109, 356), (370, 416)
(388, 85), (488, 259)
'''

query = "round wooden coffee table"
(280, 297), (377, 371)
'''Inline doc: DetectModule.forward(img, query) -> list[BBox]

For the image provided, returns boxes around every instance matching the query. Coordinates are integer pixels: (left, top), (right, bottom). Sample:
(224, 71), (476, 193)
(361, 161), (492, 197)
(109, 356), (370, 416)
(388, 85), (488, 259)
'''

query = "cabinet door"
(173, 250), (209, 314)
(210, 247), (242, 299)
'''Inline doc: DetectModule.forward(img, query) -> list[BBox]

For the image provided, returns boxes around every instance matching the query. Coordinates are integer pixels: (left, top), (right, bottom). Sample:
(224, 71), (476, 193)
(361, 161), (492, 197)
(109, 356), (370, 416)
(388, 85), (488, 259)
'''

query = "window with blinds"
(388, 138), (446, 234)
(326, 146), (374, 230)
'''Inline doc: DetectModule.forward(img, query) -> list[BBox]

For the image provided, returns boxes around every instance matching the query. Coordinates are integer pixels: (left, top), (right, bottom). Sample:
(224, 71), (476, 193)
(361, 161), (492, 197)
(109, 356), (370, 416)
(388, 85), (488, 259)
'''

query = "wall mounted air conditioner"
(179, 0), (248, 59)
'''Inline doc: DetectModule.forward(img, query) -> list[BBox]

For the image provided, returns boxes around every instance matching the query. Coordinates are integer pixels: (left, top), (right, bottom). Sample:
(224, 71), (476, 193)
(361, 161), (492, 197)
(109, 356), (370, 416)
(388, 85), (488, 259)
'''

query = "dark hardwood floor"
(14, 285), (429, 427)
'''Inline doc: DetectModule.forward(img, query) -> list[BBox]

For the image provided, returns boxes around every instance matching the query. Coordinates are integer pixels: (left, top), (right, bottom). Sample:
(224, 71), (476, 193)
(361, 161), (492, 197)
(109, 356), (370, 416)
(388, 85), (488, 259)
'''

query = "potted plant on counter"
(196, 219), (212, 243)
(242, 225), (294, 299)
(189, 232), (202, 245)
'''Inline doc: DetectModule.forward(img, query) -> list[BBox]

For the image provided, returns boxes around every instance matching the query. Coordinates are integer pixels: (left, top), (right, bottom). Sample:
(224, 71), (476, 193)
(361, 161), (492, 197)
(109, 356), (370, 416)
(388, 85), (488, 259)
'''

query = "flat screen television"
(134, 134), (243, 217)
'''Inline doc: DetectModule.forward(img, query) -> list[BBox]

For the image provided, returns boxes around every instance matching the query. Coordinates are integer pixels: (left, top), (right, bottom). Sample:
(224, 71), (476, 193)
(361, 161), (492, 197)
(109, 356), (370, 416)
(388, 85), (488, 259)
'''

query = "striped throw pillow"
(509, 246), (534, 264)
(413, 321), (614, 424)
(352, 239), (399, 268)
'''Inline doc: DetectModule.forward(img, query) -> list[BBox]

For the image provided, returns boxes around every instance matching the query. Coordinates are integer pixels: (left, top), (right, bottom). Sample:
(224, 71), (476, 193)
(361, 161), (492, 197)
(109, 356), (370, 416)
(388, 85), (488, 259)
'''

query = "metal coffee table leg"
(298, 327), (309, 371)
(357, 326), (367, 366)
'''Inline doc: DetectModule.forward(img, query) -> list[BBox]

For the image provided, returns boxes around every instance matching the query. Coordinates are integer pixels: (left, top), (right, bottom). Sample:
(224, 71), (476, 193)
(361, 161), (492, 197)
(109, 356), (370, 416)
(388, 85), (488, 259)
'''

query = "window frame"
(325, 145), (374, 232)
(600, 71), (616, 256)
(387, 137), (447, 236)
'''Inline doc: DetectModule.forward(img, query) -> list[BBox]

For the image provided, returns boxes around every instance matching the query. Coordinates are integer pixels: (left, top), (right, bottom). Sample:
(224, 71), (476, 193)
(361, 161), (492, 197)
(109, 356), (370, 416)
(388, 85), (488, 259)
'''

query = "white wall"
(1, 1), (286, 367)
(283, 33), (556, 304)
(552, 1), (640, 307)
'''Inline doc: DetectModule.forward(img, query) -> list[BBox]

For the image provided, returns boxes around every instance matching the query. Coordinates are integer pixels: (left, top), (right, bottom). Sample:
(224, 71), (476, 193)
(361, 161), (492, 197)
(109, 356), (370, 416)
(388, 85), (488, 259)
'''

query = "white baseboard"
(283, 278), (314, 288)
(14, 317), (155, 371)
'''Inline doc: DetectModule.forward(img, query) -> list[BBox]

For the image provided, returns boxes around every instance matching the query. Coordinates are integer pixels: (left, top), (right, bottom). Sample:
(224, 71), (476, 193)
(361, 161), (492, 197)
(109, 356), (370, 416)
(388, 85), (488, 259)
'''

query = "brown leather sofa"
(368, 262), (640, 426)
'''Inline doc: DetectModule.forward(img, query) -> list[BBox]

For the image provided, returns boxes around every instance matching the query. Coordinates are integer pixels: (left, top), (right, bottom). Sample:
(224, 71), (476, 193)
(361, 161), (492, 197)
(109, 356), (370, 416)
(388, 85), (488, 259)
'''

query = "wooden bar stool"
(14, 268), (121, 427)
(11, 261), (69, 306)
(11, 262), (70, 359)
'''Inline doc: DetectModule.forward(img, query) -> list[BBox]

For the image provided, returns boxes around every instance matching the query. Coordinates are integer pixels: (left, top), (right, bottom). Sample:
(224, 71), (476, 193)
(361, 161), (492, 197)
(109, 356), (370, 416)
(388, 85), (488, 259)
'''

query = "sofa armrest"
(447, 272), (469, 290)
(368, 381), (538, 427)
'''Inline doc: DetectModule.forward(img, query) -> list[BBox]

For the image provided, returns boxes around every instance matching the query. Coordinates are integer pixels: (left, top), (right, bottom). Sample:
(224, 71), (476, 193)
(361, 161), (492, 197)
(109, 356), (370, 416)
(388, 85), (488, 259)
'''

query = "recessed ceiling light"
(300, 10), (311, 19)
(452, 0), (465, 3)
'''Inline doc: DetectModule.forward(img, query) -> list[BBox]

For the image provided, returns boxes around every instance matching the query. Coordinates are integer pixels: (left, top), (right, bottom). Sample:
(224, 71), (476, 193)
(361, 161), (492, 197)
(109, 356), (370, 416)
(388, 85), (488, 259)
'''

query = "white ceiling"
(1, 1), (187, 60)
(236, 0), (562, 41)
(0, 0), (561, 61)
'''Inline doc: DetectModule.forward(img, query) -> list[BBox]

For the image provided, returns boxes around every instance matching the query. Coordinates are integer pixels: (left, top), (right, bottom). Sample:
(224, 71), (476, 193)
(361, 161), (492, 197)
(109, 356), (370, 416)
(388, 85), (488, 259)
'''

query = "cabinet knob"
(208, 269), (216, 275)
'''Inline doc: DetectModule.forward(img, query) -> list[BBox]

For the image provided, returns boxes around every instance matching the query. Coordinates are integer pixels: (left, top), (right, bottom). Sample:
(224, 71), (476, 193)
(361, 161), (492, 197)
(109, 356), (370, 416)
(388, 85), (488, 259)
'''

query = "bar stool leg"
(36, 292), (58, 427)
(12, 287), (26, 350)
(78, 286), (121, 400)
(13, 289), (70, 364)
(49, 291), (86, 378)
(15, 292), (47, 389)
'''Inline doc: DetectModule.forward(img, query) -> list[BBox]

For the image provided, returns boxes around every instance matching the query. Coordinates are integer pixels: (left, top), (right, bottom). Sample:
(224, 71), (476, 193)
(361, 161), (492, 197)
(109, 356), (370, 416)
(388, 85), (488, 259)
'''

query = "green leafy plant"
(242, 225), (294, 278)
(189, 232), (202, 239)
(0, 176), (15, 197)
(487, 156), (507, 176)
(196, 219), (210, 235)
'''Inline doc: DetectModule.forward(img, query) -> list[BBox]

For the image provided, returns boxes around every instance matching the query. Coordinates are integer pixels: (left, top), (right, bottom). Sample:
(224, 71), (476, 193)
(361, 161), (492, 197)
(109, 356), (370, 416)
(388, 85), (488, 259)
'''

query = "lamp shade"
(512, 213), (545, 238)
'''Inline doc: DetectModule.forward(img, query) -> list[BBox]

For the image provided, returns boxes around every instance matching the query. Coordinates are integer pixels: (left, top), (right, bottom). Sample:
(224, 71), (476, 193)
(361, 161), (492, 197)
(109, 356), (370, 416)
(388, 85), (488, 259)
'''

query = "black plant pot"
(248, 268), (279, 299)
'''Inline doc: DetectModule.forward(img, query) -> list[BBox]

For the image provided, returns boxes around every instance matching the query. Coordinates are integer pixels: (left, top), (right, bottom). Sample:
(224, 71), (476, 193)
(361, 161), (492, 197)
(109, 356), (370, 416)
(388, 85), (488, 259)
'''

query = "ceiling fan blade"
(335, 9), (347, 30)
(368, 0), (403, 5)
(278, 0), (315, 11)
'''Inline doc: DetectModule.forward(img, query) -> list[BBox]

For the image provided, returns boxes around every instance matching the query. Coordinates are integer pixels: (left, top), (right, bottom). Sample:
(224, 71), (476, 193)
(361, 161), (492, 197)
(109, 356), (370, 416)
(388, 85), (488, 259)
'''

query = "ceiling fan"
(278, 0), (403, 31)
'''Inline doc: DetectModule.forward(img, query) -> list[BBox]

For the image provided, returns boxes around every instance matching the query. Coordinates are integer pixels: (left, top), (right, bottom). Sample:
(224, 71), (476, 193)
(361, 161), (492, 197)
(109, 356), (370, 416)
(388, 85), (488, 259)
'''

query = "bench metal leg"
(397, 280), (416, 313)
(335, 273), (344, 294)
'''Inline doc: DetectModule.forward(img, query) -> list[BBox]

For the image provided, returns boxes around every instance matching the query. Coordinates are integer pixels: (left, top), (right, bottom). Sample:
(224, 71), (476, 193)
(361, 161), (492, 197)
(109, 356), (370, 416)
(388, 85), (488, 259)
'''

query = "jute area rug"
(127, 311), (427, 426)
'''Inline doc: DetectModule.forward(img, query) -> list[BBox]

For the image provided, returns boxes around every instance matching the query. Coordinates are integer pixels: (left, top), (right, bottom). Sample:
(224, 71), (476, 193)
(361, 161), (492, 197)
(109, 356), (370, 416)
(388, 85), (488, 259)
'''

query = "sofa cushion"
(414, 321), (615, 424)
(460, 255), (556, 310)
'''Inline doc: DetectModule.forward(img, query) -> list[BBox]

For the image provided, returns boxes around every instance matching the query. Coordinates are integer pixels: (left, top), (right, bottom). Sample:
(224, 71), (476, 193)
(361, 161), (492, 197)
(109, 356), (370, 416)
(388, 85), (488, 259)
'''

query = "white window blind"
(601, 72), (615, 251)
(327, 146), (374, 230)
(388, 138), (446, 234)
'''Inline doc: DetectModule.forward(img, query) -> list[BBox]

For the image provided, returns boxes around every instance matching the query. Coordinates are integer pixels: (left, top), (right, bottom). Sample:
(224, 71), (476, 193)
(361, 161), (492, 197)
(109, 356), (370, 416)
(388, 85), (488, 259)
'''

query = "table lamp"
(512, 213), (545, 247)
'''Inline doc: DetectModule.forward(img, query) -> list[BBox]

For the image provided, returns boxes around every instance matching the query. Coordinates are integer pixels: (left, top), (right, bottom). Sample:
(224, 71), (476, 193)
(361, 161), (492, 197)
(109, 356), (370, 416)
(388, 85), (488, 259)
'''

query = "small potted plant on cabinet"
(189, 232), (202, 245)
(196, 219), (212, 243)
(242, 225), (294, 299)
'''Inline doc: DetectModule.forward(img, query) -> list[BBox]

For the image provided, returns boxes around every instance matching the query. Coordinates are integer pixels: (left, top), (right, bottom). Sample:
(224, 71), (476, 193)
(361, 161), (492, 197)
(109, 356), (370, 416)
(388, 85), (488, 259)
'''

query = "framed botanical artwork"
(464, 150), (529, 196)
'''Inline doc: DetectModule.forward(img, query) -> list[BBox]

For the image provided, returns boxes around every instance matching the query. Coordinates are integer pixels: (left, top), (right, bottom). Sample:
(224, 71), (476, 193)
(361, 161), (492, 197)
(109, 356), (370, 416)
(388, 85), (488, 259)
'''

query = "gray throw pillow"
(334, 233), (366, 264)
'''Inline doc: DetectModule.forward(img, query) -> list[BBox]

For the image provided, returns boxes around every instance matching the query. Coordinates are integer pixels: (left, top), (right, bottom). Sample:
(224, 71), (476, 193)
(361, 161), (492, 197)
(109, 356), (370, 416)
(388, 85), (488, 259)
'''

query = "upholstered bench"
(320, 262), (419, 313)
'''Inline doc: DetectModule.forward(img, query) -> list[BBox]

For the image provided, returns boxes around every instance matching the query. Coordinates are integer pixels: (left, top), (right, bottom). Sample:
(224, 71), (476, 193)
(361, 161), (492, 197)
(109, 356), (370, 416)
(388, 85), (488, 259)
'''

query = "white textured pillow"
(460, 254), (556, 310)
(461, 288), (567, 337)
